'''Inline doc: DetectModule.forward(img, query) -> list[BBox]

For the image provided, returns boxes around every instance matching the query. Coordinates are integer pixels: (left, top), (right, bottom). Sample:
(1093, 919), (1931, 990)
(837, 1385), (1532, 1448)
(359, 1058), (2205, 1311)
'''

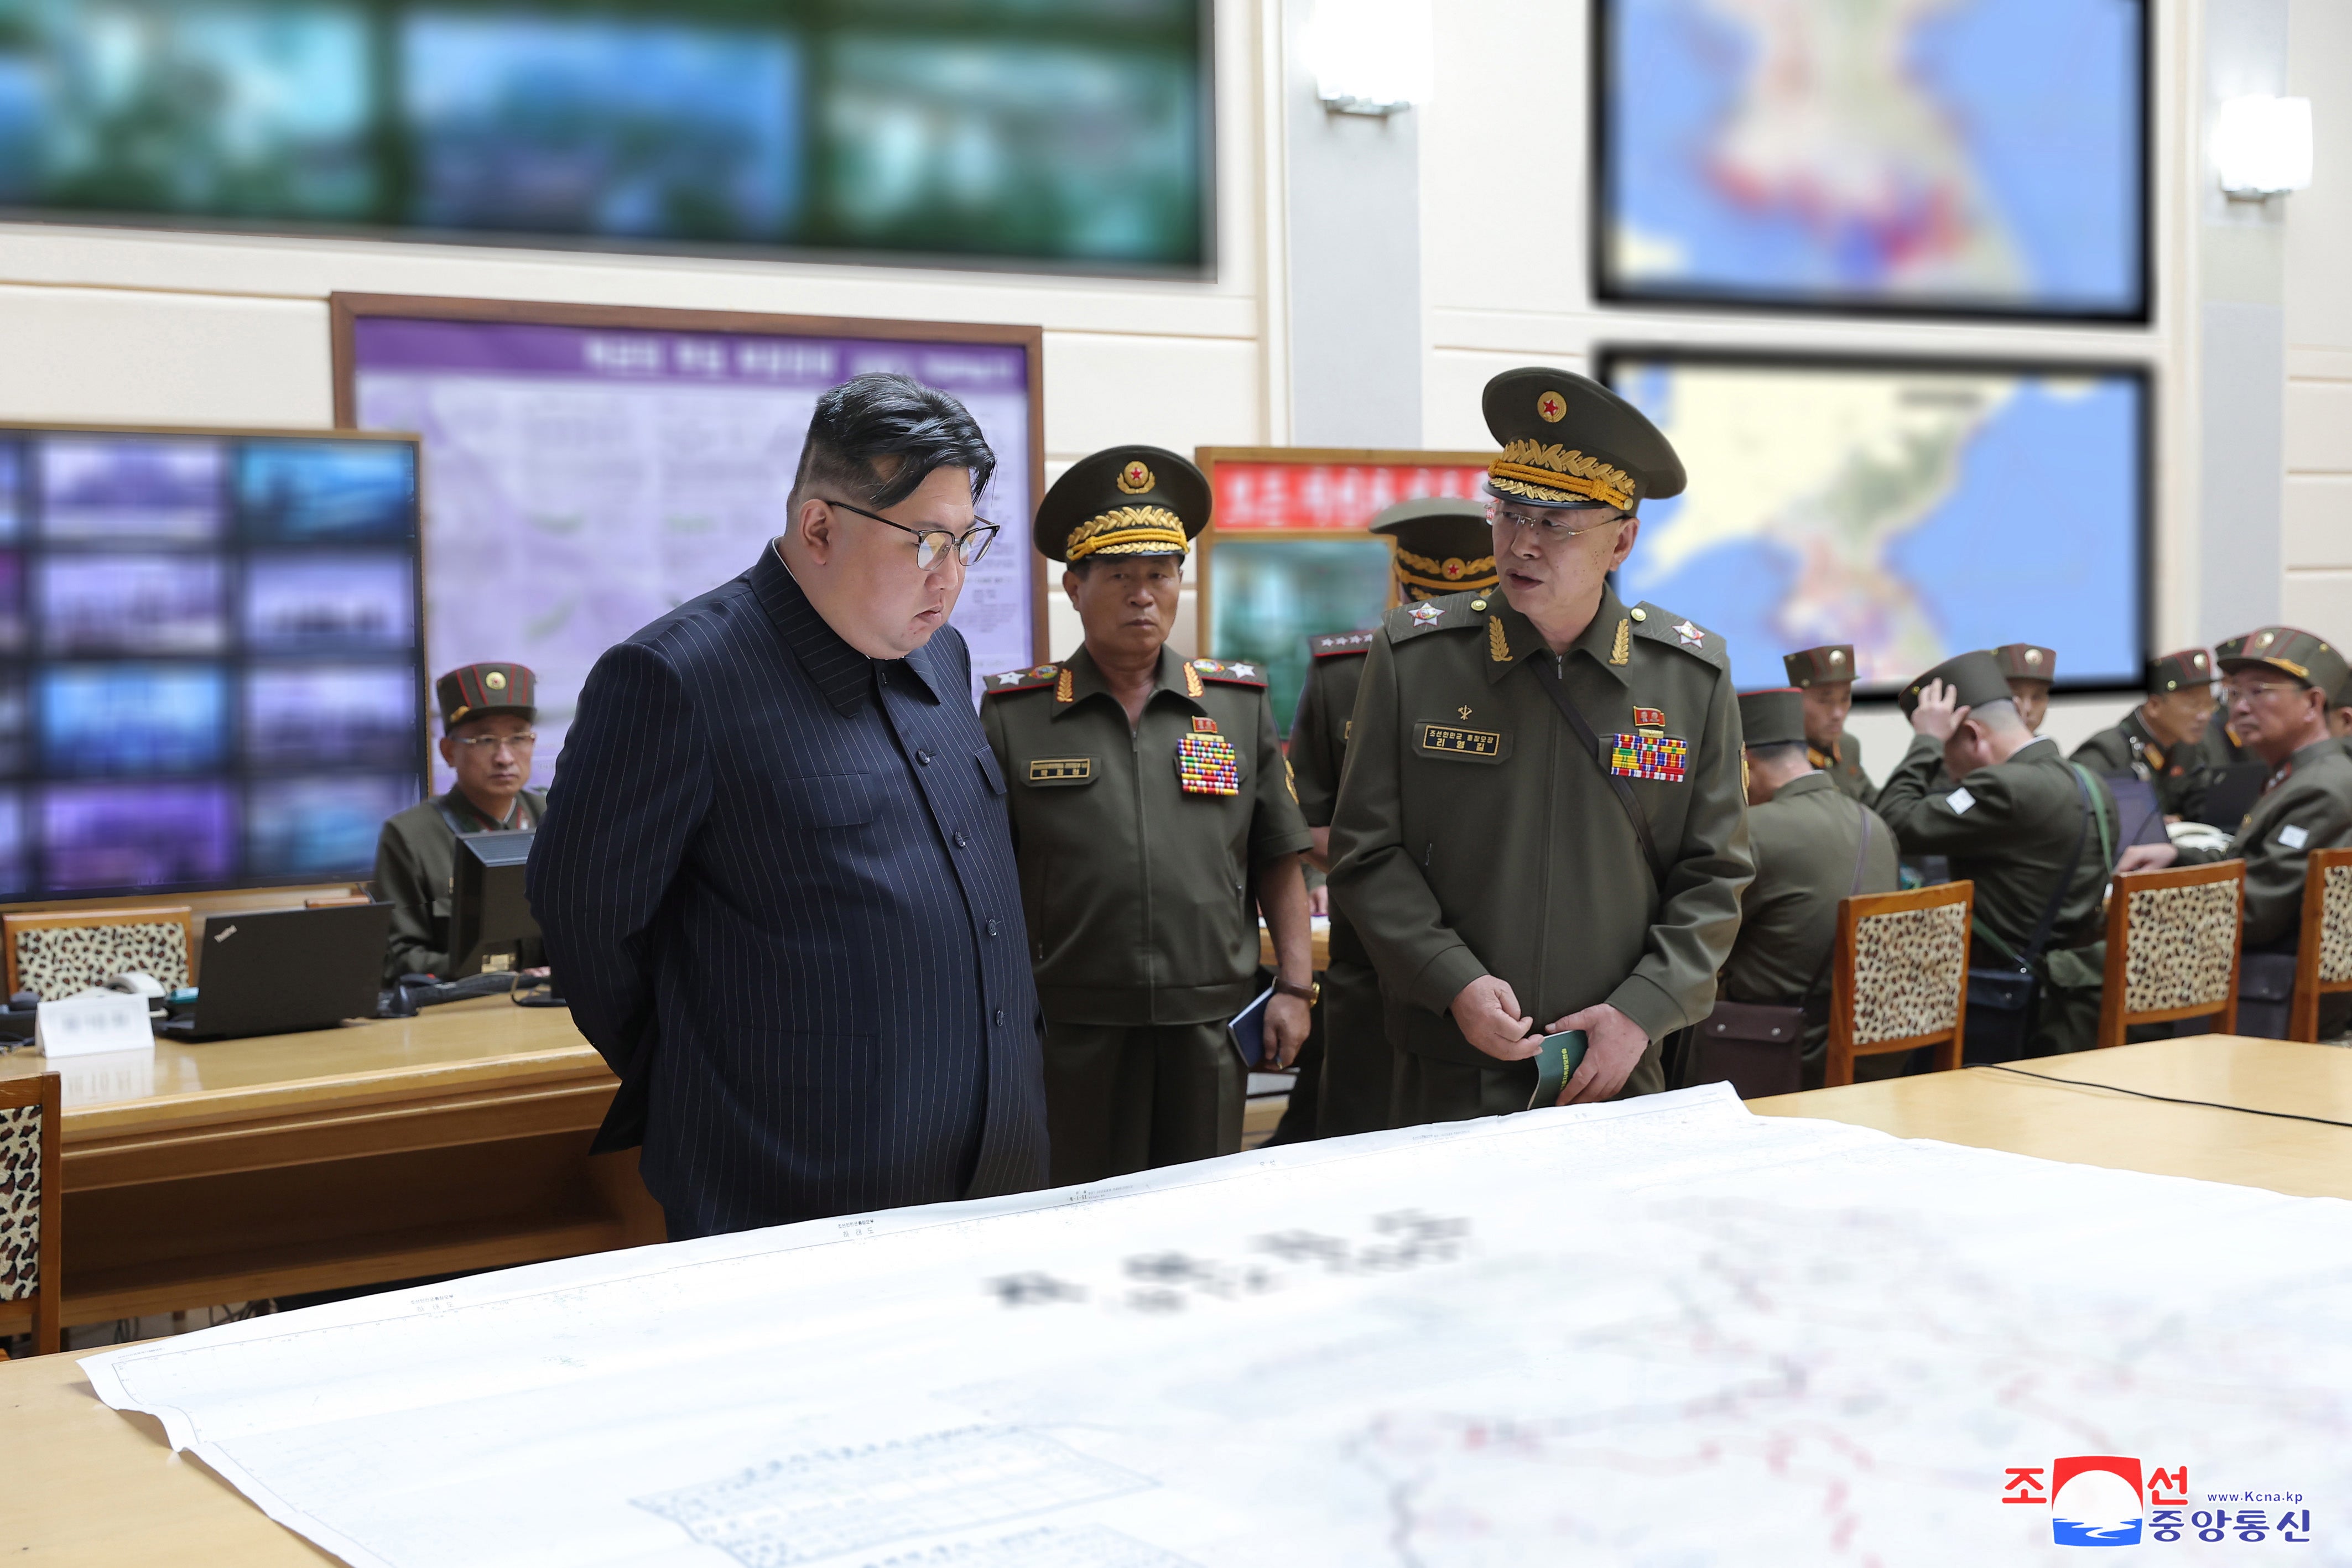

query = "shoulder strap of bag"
(1530, 654), (1668, 888)
(2074, 762), (2115, 871)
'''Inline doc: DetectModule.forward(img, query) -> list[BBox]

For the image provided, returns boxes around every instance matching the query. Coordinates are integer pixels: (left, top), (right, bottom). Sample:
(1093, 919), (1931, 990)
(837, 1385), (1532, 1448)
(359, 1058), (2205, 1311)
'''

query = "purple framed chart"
(333, 294), (1044, 790)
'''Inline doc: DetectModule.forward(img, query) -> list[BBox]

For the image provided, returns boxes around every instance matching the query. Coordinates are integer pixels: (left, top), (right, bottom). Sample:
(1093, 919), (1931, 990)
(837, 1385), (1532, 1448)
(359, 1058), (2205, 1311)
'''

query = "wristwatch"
(1274, 978), (1320, 1005)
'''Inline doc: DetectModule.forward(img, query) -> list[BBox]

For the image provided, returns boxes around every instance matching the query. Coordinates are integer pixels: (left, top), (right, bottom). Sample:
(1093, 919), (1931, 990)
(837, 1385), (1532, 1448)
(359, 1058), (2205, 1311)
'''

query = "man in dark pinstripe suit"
(529, 374), (1050, 1240)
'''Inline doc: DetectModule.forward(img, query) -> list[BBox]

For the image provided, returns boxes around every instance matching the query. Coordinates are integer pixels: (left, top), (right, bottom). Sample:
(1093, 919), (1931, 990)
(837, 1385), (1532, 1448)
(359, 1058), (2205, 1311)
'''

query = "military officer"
(1291, 496), (1495, 1138)
(1876, 651), (2117, 1058)
(1993, 643), (2057, 733)
(2121, 628), (2352, 1035)
(373, 662), (548, 984)
(2202, 632), (2259, 770)
(1718, 687), (1899, 1086)
(1328, 368), (1752, 1123)
(982, 446), (1315, 1184)
(1784, 643), (1875, 803)
(2070, 648), (2219, 819)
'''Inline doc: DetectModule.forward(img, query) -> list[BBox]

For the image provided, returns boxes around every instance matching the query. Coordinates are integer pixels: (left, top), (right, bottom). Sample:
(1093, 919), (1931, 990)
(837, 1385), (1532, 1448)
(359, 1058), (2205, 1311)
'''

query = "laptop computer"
(2099, 774), (2175, 850)
(162, 903), (394, 1041)
(2198, 761), (2268, 829)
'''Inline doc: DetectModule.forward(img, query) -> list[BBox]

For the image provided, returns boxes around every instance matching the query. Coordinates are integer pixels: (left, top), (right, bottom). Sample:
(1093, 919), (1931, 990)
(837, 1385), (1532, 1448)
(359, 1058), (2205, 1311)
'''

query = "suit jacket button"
(993, 1008), (1007, 1026)
(917, 748), (934, 765)
(953, 831), (969, 848)
(986, 918), (1001, 936)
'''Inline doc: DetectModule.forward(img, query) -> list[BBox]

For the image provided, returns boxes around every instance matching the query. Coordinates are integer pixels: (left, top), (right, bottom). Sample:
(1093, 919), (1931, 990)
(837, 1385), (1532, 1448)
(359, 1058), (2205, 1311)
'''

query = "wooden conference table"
(4, 1036), (2348, 1565)
(0, 996), (659, 1326)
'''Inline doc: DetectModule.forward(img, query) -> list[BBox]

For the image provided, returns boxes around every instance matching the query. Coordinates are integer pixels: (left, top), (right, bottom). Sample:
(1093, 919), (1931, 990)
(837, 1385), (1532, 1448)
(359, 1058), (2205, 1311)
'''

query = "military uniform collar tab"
(1480, 595), (1546, 685)
(1563, 584), (1634, 685)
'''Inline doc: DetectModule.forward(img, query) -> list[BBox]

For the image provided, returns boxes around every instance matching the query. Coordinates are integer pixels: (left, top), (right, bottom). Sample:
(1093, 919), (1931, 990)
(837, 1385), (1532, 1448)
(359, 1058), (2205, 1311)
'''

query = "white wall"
(2283, 0), (2352, 636)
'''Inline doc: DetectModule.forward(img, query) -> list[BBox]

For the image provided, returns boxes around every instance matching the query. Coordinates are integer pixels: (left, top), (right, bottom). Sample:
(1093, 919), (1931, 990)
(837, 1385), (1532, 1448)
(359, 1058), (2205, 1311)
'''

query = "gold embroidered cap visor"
(1480, 366), (1684, 517)
(1370, 496), (1498, 597)
(1034, 443), (1210, 564)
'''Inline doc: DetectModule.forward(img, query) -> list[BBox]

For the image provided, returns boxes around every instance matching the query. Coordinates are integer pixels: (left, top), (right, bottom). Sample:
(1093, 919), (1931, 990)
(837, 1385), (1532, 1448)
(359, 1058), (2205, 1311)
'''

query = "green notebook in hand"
(1529, 1030), (1589, 1110)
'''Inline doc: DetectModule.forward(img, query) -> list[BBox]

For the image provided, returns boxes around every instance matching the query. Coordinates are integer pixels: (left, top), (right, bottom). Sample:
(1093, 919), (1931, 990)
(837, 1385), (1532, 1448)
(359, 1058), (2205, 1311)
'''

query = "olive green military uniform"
(2072, 709), (2211, 820)
(373, 788), (548, 983)
(1721, 693), (1900, 1085)
(1289, 628), (1382, 1134)
(1875, 653), (2118, 1057)
(2177, 737), (2352, 946)
(984, 647), (1310, 1181)
(2174, 630), (2352, 951)
(995, 445), (1314, 1184)
(1784, 647), (1876, 805)
(1330, 586), (1752, 1120)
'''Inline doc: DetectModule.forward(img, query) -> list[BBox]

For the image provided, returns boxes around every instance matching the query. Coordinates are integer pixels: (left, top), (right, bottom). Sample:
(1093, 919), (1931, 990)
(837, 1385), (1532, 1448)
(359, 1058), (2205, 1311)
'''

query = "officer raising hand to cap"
(1329, 369), (1752, 1122)
(982, 446), (1315, 1183)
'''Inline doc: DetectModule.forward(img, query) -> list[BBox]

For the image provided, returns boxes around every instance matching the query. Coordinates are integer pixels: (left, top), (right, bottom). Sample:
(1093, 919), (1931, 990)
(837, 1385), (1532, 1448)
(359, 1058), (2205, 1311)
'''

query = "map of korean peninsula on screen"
(1607, 355), (2145, 694)
(1601, 0), (2146, 317)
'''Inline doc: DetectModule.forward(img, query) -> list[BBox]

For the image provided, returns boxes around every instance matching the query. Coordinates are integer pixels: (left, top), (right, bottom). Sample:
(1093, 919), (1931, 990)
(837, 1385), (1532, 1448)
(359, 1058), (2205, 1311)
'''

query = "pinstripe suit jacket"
(528, 544), (1050, 1237)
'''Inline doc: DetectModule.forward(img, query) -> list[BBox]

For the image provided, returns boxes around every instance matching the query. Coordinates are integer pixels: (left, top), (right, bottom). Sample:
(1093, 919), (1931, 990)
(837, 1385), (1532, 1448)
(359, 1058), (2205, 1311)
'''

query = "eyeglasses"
(1487, 501), (1626, 545)
(824, 498), (1000, 569)
(448, 732), (536, 755)
(2224, 680), (2308, 707)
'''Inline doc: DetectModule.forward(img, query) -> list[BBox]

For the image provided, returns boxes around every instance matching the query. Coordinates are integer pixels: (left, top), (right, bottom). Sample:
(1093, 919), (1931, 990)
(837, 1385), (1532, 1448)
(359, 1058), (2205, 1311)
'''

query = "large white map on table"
(1609, 355), (2145, 692)
(85, 1087), (2349, 1566)
(351, 317), (1035, 791)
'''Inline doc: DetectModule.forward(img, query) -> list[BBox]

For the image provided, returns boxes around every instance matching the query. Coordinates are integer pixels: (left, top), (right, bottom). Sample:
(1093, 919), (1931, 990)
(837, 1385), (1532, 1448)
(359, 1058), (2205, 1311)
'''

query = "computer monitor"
(448, 829), (538, 978)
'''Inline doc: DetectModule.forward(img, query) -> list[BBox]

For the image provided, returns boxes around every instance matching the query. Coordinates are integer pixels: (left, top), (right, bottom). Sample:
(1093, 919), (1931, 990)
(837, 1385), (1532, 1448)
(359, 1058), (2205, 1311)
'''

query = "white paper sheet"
(84, 1086), (2352, 1566)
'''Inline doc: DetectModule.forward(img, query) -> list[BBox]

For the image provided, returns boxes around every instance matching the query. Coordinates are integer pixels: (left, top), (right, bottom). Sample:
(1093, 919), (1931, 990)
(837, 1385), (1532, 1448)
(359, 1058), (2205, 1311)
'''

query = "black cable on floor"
(1976, 1061), (2352, 1130)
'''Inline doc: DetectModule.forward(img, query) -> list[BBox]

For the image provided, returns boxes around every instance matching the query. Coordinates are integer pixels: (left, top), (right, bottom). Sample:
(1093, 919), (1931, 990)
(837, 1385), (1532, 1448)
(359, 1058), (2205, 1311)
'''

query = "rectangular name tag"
(1417, 723), (1507, 763)
(1947, 787), (1977, 816)
(38, 989), (155, 1059)
(1027, 757), (1094, 786)
(2279, 822), (2309, 850)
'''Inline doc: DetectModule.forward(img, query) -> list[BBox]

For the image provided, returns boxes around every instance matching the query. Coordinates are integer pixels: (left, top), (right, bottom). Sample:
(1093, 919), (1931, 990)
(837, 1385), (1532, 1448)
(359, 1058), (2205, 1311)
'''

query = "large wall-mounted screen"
(0, 426), (426, 902)
(0, 1), (1208, 273)
(1599, 351), (2148, 695)
(1595, 0), (2148, 321)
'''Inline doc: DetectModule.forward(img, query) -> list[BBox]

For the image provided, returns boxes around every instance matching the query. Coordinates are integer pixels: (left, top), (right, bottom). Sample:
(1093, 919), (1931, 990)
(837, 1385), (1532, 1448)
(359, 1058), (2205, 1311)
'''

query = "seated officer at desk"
(373, 663), (548, 983)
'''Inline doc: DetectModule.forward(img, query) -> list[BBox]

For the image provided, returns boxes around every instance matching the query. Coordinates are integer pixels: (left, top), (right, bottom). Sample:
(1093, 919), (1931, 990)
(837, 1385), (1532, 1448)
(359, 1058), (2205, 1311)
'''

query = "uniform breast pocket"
(1415, 721), (1512, 765)
(768, 771), (878, 830)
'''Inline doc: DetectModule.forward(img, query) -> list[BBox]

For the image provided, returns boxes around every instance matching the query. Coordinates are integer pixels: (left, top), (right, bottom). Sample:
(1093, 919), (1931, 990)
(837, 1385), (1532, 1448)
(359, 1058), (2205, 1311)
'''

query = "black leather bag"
(1963, 765), (2109, 1064)
(1687, 808), (1875, 1097)
(2235, 951), (2297, 1040)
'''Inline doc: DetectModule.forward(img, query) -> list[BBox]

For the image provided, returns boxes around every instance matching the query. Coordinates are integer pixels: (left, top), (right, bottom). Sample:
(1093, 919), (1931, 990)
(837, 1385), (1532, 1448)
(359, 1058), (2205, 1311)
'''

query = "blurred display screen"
(1206, 537), (1396, 741)
(1598, 0), (2147, 319)
(0, 1), (1207, 270)
(0, 428), (427, 899)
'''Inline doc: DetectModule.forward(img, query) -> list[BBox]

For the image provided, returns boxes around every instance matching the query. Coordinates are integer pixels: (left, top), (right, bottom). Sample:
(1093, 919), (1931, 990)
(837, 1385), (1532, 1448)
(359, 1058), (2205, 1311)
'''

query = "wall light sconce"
(1304, 0), (1433, 117)
(2214, 95), (2313, 199)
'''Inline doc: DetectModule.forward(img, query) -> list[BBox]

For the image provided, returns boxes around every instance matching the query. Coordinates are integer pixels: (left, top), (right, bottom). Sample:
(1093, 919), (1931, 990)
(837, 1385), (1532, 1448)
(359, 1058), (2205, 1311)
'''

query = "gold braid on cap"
(1487, 440), (1637, 510)
(1065, 506), (1190, 562)
(1393, 545), (1498, 595)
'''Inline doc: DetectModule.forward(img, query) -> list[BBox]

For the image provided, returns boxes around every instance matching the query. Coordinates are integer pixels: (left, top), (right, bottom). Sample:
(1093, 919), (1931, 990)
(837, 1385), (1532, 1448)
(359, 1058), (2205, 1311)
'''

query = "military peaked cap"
(1992, 643), (2057, 685)
(2147, 648), (2213, 695)
(2221, 625), (2351, 697)
(1899, 650), (2012, 720)
(1371, 497), (1496, 600)
(1481, 367), (1684, 514)
(1035, 446), (1209, 564)
(1737, 687), (1808, 748)
(438, 662), (535, 729)
(1783, 644), (1856, 688)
